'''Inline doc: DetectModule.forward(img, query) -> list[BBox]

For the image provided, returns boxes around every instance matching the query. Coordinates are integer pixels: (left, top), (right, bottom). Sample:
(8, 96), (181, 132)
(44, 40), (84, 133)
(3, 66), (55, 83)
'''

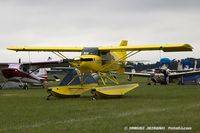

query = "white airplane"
(127, 58), (200, 85)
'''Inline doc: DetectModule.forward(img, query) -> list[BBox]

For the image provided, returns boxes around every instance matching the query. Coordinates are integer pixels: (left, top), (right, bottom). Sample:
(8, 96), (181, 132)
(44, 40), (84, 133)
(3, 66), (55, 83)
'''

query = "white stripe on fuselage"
(9, 76), (42, 86)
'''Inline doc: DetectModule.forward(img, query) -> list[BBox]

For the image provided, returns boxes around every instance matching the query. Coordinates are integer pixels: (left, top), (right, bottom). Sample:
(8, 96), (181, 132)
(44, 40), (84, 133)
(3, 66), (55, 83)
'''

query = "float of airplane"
(0, 60), (69, 89)
(130, 58), (200, 85)
(7, 40), (193, 99)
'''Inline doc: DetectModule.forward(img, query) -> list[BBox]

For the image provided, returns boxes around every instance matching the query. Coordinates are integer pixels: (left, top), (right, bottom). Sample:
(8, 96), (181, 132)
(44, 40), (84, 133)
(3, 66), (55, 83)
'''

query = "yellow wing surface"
(99, 44), (192, 52)
(7, 44), (192, 52)
(7, 46), (83, 52)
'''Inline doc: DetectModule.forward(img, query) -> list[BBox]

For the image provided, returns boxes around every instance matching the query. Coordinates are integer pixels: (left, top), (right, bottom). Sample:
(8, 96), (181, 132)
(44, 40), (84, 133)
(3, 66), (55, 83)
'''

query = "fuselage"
(151, 73), (167, 84)
(1, 64), (43, 85)
(149, 69), (170, 84)
(69, 47), (126, 73)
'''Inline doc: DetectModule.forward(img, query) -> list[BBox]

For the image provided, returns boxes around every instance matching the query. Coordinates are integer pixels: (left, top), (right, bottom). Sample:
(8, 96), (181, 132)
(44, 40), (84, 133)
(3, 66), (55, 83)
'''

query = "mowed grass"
(0, 77), (200, 133)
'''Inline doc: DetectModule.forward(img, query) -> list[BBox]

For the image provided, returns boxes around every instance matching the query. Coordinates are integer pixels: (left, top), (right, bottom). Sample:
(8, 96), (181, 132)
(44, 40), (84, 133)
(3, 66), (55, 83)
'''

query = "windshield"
(81, 47), (99, 55)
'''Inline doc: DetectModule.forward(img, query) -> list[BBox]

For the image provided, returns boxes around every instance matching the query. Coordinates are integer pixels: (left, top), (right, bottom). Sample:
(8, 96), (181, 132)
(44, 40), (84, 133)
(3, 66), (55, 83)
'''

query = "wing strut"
(52, 52), (67, 59)
(100, 50), (141, 71)
(120, 50), (141, 61)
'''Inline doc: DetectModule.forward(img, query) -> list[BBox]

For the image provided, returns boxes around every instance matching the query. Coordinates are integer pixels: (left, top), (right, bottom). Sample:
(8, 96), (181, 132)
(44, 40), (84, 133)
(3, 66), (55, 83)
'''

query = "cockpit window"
(8, 64), (21, 69)
(81, 47), (99, 55)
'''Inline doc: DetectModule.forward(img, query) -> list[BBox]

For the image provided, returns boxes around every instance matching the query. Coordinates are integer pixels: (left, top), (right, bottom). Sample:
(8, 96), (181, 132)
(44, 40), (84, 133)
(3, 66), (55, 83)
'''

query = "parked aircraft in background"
(130, 58), (200, 85)
(0, 60), (69, 89)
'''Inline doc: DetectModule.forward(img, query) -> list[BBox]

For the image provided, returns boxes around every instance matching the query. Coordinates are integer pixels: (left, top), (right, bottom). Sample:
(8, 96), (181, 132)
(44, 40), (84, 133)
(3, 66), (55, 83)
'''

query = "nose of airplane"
(1, 68), (21, 79)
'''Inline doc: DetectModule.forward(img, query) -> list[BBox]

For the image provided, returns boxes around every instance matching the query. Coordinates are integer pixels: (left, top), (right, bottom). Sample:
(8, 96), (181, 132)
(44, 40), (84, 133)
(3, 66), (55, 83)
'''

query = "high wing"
(7, 44), (192, 52)
(169, 71), (200, 79)
(21, 61), (69, 68)
(99, 44), (192, 52)
(0, 61), (69, 69)
(130, 71), (200, 78)
(0, 63), (9, 69)
(7, 46), (83, 52)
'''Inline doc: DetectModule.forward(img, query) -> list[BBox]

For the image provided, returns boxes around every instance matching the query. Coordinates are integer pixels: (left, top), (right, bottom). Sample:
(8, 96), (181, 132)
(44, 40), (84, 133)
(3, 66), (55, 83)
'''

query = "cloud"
(0, 0), (199, 62)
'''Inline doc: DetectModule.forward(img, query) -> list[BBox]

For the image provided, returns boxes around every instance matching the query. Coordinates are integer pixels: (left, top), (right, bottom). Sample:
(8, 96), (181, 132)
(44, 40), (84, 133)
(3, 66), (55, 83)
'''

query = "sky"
(0, 0), (200, 63)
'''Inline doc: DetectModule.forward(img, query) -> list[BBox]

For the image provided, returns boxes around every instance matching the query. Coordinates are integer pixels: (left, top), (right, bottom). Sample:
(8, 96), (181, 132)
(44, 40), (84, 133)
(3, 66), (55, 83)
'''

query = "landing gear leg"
(46, 93), (52, 100)
(197, 79), (200, 85)
(91, 95), (97, 101)
(91, 89), (97, 100)
(23, 83), (28, 90)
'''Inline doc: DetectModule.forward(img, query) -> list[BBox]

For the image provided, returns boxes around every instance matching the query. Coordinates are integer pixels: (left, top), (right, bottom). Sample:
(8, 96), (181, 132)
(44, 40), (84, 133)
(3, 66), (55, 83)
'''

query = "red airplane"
(0, 60), (69, 89)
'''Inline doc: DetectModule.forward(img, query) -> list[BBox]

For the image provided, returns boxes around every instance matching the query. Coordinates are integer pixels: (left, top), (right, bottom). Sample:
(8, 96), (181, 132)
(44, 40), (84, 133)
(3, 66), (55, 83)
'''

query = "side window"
(22, 65), (29, 72)
(101, 51), (111, 65)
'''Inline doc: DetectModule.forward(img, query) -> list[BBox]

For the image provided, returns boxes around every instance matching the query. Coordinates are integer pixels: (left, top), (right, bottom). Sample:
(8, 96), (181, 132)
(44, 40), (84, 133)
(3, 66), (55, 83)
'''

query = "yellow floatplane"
(7, 40), (192, 99)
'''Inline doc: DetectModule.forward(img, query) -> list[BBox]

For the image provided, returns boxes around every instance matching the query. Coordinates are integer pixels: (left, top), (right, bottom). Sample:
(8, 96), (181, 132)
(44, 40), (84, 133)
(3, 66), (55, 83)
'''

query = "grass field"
(0, 77), (200, 133)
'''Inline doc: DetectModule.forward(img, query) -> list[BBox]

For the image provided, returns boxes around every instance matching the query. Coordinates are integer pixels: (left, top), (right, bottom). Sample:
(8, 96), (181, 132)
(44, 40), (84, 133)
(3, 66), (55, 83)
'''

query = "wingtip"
(184, 44), (193, 49)
(183, 44), (193, 51)
(6, 46), (13, 50)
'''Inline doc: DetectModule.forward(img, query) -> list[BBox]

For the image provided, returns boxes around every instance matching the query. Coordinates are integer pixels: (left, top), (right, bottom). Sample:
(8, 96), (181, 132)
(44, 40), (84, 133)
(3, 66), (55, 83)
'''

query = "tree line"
(127, 58), (200, 71)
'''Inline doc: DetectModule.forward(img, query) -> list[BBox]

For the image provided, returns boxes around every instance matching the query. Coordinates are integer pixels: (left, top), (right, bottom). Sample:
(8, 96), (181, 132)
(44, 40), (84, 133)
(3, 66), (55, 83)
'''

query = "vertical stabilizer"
(115, 40), (127, 59)
(111, 40), (128, 73)
(120, 40), (128, 46)
(36, 67), (47, 80)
